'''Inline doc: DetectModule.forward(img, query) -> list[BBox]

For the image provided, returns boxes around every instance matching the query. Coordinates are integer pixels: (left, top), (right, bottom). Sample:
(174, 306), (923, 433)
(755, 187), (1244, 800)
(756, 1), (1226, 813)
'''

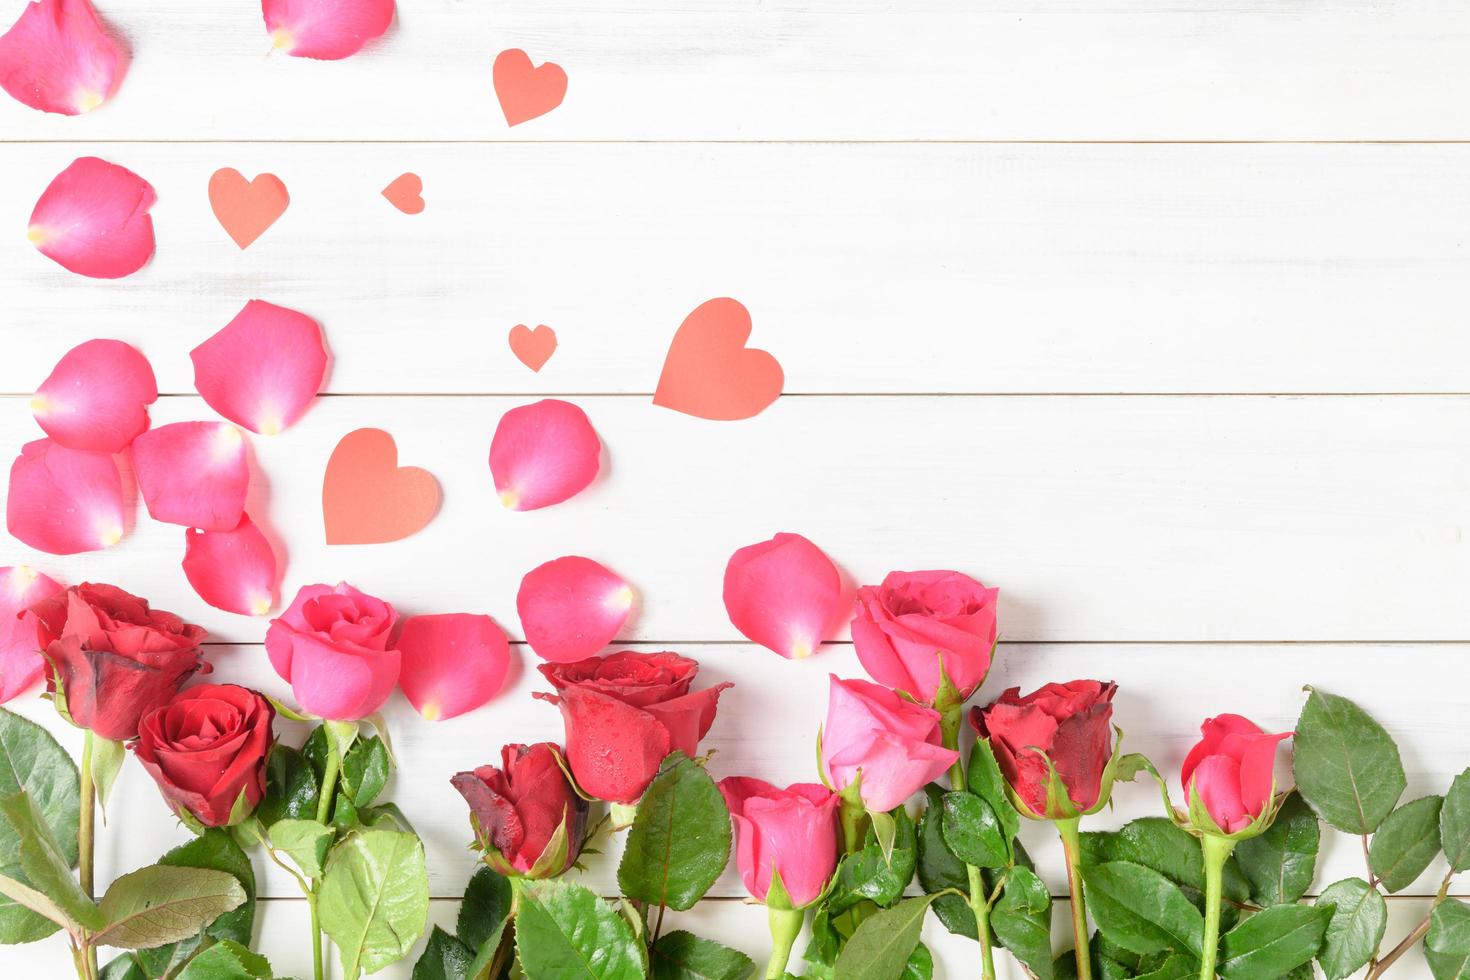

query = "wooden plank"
(4, 143), (1470, 395)
(2, 1), (1470, 141)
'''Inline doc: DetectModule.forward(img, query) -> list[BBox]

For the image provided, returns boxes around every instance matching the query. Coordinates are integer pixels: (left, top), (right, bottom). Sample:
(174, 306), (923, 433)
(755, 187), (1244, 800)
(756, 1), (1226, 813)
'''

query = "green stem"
(967, 865), (997, 980)
(309, 739), (342, 980)
(838, 795), (867, 854)
(1056, 817), (1093, 980)
(78, 730), (97, 980)
(940, 704), (966, 790)
(765, 905), (804, 980)
(1199, 834), (1237, 980)
(308, 889), (324, 980)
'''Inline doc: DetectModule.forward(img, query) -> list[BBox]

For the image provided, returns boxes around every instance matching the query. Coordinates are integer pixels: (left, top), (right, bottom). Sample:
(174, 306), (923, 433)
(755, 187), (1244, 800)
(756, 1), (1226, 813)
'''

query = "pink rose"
(265, 583), (400, 720)
(819, 675), (958, 812)
(851, 570), (998, 705)
(719, 777), (839, 908)
(1181, 714), (1292, 834)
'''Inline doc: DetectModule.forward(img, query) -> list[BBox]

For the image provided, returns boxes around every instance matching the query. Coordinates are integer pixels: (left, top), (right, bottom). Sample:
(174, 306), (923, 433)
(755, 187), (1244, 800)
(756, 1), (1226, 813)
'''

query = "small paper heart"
(508, 324), (557, 372)
(323, 428), (441, 545)
(493, 48), (568, 126)
(382, 172), (424, 214)
(208, 168), (289, 249)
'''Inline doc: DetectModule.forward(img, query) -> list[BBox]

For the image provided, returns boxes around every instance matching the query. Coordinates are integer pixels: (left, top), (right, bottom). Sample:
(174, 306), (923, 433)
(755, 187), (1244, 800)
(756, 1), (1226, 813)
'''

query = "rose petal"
(517, 556), (632, 663)
(182, 515), (277, 617)
(723, 532), (842, 659)
(132, 421), (249, 530)
(191, 299), (328, 435)
(0, 566), (64, 703)
(28, 156), (155, 279)
(6, 438), (125, 554)
(397, 612), (511, 721)
(0, 0), (126, 115)
(31, 339), (157, 453)
(489, 399), (601, 511)
(262, 0), (394, 60)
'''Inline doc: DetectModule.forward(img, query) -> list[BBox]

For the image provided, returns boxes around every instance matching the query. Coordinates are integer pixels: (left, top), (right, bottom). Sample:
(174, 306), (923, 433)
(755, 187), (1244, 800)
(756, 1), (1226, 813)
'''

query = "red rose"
(451, 743), (588, 878)
(971, 680), (1118, 819)
(1182, 714), (1292, 835)
(28, 583), (208, 741)
(132, 684), (274, 827)
(534, 651), (732, 803)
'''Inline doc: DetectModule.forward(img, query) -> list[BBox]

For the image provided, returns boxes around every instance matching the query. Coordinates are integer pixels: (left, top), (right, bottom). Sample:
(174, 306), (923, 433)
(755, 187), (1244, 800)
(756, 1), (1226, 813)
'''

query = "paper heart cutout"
(382, 172), (424, 214)
(508, 324), (557, 372)
(493, 48), (567, 126)
(209, 168), (289, 249)
(323, 428), (441, 545)
(654, 298), (784, 421)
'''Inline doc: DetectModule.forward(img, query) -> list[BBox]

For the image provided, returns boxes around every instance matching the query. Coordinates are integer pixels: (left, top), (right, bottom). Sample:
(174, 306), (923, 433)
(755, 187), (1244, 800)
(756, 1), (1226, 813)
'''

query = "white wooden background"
(2, 0), (1467, 976)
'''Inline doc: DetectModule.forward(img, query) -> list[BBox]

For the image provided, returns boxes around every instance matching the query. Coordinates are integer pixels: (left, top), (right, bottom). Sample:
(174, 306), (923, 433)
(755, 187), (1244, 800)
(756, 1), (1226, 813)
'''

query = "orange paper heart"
(208, 168), (289, 249)
(508, 324), (557, 372)
(654, 298), (784, 421)
(323, 428), (441, 545)
(382, 172), (424, 214)
(493, 48), (567, 126)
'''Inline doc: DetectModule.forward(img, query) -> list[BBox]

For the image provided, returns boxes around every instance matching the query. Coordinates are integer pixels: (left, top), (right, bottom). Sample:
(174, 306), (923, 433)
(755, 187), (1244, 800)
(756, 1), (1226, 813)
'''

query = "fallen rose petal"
(28, 156), (155, 279)
(723, 532), (842, 660)
(489, 399), (601, 511)
(397, 612), (510, 721)
(262, 0), (394, 60)
(0, 0), (126, 115)
(31, 338), (156, 453)
(191, 299), (328, 435)
(132, 421), (249, 530)
(182, 514), (277, 616)
(6, 438), (125, 554)
(0, 566), (64, 703)
(517, 556), (632, 663)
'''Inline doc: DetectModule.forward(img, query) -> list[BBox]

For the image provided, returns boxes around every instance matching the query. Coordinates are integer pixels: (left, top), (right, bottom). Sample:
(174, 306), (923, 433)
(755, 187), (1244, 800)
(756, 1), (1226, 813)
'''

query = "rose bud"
(1182, 714), (1292, 837)
(132, 684), (274, 827)
(534, 651), (732, 804)
(264, 582), (400, 721)
(718, 777), (839, 908)
(28, 583), (208, 741)
(451, 743), (588, 879)
(851, 570), (998, 708)
(819, 675), (957, 814)
(971, 680), (1120, 820)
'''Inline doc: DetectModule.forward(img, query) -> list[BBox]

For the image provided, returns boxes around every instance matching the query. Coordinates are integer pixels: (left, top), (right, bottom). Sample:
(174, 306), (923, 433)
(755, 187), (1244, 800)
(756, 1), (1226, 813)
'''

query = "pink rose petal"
(262, 0), (394, 60)
(6, 438), (125, 554)
(181, 514), (277, 617)
(132, 421), (249, 530)
(489, 399), (601, 511)
(32, 339), (156, 453)
(723, 532), (842, 659)
(397, 612), (510, 721)
(0, 566), (64, 704)
(28, 156), (155, 279)
(0, 0), (126, 115)
(517, 556), (633, 663)
(191, 299), (328, 435)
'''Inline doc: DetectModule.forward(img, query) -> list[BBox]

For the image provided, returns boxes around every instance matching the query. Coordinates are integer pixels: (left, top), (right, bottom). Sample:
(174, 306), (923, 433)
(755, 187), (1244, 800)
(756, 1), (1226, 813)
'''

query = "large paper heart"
(493, 48), (567, 126)
(508, 323), (557, 372)
(654, 298), (784, 420)
(209, 168), (289, 249)
(323, 428), (441, 544)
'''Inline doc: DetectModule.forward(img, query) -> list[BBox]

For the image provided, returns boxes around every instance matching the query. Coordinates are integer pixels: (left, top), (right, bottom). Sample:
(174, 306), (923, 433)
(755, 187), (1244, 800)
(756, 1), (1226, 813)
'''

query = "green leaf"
(256, 744), (320, 826)
(1084, 817), (1252, 906)
(1314, 877), (1386, 980)
(1442, 768), (1470, 873)
(1428, 901), (1470, 958)
(650, 930), (755, 980)
(991, 866), (1054, 979)
(412, 926), (474, 980)
(1218, 904), (1333, 980)
(1081, 861), (1204, 957)
(1293, 687), (1405, 834)
(100, 955), (147, 980)
(343, 736), (391, 809)
(1133, 954), (1199, 980)
(1370, 795), (1445, 893)
(1427, 947), (1470, 980)
(137, 829), (257, 976)
(967, 739), (1020, 845)
(828, 804), (916, 913)
(901, 941), (933, 980)
(616, 753), (730, 911)
(458, 866), (513, 953)
(175, 940), (273, 979)
(1233, 792), (1320, 905)
(940, 792), (1007, 868)
(0, 708), (80, 943)
(267, 818), (334, 878)
(318, 829), (430, 978)
(90, 737), (126, 817)
(95, 865), (246, 950)
(831, 895), (937, 980)
(515, 879), (646, 980)
(0, 790), (100, 932)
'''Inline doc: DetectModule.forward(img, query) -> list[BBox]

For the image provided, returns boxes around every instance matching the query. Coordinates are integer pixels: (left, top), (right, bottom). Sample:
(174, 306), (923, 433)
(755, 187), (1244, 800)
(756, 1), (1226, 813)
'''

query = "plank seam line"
(9, 139), (1470, 146)
(3, 392), (1468, 400)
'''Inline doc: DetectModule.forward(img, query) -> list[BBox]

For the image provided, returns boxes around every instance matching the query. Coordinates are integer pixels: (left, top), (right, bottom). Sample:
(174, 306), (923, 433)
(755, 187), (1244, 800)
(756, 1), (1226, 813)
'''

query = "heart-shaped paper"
(209, 168), (289, 249)
(382, 172), (424, 214)
(493, 48), (567, 126)
(654, 298), (784, 420)
(323, 428), (441, 544)
(508, 324), (557, 372)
